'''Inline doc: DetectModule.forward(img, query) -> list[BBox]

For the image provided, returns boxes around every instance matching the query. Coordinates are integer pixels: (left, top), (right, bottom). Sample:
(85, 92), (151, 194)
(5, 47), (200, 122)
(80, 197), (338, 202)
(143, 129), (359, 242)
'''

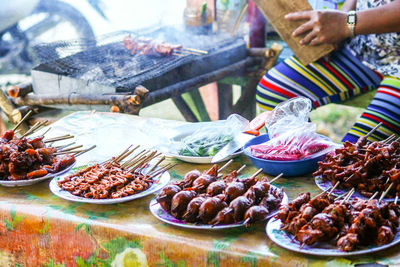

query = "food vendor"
(256, 0), (400, 143)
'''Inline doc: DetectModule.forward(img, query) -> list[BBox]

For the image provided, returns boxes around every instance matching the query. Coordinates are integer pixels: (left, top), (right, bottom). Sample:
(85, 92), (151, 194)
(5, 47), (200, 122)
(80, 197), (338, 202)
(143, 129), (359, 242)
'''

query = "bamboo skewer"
(181, 47), (208, 54)
(121, 150), (149, 169)
(41, 127), (52, 138)
(340, 188), (355, 205)
(21, 121), (40, 137)
(55, 142), (76, 150)
(236, 164), (246, 174)
(379, 183), (393, 202)
(116, 145), (140, 163)
(136, 152), (162, 172)
(58, 145), (83, 152)
(365, 122), (382, 139)
(369, 191), (379, 200)
(249, 168), (263, 180)
(172, 53), (185, 57)
(12, 110), (33, 131)
(44, 134), (74, 143)
(328, 181), (340, 196)
(129, 151), (157, 171)
(217, 159), (234, 173)
(148, 163), (177, 178)
(113, 145), (133, 162)
(269, 173), (283, 184)
(146, 156), (166, 174)
(120, 149), (148, 168)
(243, 217), (251, 226)
(74, 145), (96, 157)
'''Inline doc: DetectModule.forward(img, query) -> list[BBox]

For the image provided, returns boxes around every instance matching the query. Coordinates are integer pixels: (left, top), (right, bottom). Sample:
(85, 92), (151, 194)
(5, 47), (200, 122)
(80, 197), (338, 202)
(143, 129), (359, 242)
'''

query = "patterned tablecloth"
(0, 111), (399, 267)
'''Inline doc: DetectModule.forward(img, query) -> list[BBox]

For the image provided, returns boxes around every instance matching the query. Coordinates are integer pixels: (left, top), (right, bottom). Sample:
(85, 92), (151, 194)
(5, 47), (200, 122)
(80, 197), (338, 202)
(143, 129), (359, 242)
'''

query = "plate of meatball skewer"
(0, 127), (94, 187)
(150, 161), (288, 229)
(314, 124), (400, 202)
(266, 189), (400, 256)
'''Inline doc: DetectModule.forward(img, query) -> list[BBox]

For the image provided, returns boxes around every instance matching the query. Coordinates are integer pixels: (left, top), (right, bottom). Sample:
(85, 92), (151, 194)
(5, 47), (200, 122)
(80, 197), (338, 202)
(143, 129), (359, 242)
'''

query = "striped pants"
(256, 47), (400, 143)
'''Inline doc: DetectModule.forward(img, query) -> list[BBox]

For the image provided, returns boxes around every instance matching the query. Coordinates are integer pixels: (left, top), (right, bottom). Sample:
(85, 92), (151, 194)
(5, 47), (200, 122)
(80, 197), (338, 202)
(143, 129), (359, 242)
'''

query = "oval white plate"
(0, 162), (76, 187)
(266, 217), (400, 256)
(150, 186), (288, 230)
(163, 122), (242, 164)
(49, 165), (170, 204)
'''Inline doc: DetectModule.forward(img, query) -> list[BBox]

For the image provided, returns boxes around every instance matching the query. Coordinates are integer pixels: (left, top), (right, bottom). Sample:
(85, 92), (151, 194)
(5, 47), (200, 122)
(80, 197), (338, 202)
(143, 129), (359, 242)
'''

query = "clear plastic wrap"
(166, 114), (249, 157)
(250, 97), (337, 161)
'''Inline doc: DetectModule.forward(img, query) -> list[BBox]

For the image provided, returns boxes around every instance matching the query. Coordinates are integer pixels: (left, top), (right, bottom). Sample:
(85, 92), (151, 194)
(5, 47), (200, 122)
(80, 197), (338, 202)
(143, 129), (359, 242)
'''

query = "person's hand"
(285, 10), (350, 46)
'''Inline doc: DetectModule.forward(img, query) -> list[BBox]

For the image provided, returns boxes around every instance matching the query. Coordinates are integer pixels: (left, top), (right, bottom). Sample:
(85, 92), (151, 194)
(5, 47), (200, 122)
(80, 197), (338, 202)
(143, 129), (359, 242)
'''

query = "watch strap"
(347, 11), (357, 38)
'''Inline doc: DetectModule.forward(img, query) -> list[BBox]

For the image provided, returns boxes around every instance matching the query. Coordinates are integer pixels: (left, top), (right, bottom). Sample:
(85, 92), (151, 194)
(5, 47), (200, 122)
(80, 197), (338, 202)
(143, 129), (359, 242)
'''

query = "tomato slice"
(244, 111), (272, 135)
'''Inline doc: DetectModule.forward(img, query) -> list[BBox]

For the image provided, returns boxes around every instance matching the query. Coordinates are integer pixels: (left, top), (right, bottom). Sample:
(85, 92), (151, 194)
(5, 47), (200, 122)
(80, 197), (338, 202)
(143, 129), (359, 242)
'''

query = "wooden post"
(0, 89), (29, 132)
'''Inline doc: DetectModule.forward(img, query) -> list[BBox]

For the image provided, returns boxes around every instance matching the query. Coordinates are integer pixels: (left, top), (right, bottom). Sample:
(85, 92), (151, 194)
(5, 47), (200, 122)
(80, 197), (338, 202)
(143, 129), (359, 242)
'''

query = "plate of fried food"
(49, 145), (172, 204)
(314, 130), (400, 202)
(266, 190), (400, 256)
(0, 124), (94, 187)
(150, 161), (288, 229)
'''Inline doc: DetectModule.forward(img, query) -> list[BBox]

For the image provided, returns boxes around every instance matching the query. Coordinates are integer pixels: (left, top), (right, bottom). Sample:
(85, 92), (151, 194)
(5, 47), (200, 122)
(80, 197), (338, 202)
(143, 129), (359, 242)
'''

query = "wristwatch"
(347, 11), (357, 38)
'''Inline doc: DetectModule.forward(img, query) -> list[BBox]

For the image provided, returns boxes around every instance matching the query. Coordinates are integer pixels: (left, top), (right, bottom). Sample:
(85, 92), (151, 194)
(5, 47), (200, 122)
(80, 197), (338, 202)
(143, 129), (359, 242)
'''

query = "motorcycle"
(0, 0), (106, 74)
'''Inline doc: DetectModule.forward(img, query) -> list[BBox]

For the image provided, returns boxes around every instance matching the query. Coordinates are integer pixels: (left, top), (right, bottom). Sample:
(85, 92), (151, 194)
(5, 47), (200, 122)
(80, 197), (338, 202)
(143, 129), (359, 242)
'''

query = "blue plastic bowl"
(243, 134), (331, 177)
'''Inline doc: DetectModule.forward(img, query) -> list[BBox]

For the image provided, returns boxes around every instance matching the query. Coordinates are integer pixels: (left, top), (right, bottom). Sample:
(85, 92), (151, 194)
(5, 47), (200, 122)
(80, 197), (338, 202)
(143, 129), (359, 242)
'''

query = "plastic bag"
(166, 114), (249, 157)
(250, 97), (336, 161)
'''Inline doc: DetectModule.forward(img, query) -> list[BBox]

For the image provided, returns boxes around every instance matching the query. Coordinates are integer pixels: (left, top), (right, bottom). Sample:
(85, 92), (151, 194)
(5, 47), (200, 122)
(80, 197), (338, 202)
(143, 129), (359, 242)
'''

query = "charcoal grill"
(30, 28), (252, 106)
(5, 27), (280, 123)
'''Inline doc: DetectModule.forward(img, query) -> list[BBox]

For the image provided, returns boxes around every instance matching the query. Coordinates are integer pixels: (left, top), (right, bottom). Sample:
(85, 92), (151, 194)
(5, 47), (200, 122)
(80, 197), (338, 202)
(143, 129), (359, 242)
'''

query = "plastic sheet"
(250, 97), (336, 161)
(164, 114), (249, 157)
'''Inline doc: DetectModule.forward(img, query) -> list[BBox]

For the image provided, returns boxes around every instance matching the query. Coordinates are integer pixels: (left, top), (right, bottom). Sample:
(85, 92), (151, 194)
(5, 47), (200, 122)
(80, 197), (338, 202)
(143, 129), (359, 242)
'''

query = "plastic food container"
(243, 134), (332, 177)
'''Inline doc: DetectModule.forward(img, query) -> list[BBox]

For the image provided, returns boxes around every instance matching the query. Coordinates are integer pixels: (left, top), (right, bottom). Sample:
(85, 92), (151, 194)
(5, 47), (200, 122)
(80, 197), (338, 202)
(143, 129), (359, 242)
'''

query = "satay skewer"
(146, 156), (166, 174)
(21, 121), (44, 137)
(44, 134), (74, 143)
(249, 168), (263, 180)
(121, 149), (149, 168)
(340, 188), (355, 205)
(369, 191), (379, 200)
(312, 181), (340, 201)
(55, 142), (76, 150)
(217, 159), (234, 174)
(12, 110), (33, 131)
(41, 127), (52, 138)
(181, 47), (208, 54)
(148, 163), (177, 179)
(113, 145), (133, 162)
(74, 145), (96, 157)
(129, 151), (157, 171)
(379, 183), (394, 202)
(58, 145), (83, 153)
(236, 164), (246, 174)
(136, 152), (162, 172)
(364, 122), (383, 139)
(269, 173), (283, 184)
(382, 134), (396, 144)
(116, 145), (140, 163)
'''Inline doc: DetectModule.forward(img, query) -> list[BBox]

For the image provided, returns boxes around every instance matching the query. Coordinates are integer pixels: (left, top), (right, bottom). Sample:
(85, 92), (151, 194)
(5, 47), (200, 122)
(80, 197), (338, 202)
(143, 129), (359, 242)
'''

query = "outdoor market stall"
(0, 111), (399, 267)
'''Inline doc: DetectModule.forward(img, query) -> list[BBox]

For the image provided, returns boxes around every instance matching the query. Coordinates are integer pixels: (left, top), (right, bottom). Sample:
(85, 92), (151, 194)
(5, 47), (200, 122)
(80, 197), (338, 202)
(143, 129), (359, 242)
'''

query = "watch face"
(348, 16), (356, 23)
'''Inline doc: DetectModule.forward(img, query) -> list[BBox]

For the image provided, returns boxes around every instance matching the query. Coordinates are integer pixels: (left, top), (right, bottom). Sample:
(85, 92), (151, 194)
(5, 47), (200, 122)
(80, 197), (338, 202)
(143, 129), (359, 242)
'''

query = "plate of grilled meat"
(267, 191), (400, 256)
(0, 127), (94, 187)
(50, 145), (171, 204)
(150, 162), (288, 229)
(314, 132), (400, 202)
